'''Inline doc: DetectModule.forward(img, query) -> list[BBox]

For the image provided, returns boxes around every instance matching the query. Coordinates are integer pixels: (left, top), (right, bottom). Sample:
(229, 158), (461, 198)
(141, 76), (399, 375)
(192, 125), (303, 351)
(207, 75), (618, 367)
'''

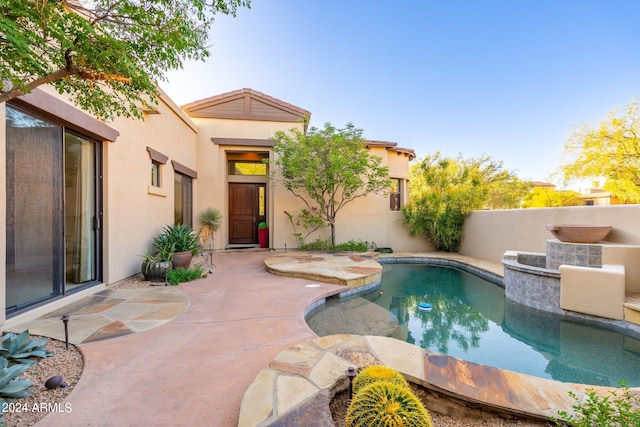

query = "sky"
(160, 0), (640, 186)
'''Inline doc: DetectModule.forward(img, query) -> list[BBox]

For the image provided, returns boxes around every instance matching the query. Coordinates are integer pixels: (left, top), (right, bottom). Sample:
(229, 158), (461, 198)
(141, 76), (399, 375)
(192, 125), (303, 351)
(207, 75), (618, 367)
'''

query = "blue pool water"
(306, 264), (640, 387)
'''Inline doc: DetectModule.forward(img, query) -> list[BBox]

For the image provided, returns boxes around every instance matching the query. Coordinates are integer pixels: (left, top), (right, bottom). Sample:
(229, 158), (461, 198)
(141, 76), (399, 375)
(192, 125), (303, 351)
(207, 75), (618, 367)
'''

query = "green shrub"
(166, 264), (206, 285)
(335, 240), (368, 252)
(346, 381), (433, 427)
(300, 238), (368, 252)
(554, 384), (640, 427)
(352, 366), (409, 396)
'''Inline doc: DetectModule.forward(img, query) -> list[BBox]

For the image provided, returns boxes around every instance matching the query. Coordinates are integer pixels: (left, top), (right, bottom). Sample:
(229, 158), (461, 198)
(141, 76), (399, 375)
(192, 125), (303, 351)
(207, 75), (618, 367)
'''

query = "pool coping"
(239, 252), (640, 426)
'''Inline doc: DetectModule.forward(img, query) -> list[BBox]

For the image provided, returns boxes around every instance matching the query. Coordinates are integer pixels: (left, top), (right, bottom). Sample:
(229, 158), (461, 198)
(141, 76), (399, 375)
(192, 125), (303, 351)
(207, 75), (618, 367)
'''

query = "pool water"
(306, 264), (640, 387)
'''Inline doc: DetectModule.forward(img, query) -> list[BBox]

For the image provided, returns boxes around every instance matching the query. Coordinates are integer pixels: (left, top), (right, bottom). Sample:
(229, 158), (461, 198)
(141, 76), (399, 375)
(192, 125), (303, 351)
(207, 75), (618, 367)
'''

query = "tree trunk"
(330, 222), (336, 246)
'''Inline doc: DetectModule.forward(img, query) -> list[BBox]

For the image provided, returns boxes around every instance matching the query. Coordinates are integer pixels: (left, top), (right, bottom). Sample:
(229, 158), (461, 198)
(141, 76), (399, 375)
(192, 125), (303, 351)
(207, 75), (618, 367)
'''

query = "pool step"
(623, 293), (640, 326)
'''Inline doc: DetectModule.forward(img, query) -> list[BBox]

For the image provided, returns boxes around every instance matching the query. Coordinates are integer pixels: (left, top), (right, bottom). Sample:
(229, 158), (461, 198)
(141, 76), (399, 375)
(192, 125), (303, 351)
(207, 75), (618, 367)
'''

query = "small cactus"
(352, 365), (409, 395)
(346, 381), (433, 427)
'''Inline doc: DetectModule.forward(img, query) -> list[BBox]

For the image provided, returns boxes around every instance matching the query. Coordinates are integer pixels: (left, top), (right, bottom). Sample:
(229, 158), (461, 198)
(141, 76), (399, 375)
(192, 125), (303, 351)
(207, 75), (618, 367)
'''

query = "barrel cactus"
(346, 381), (433, 427)
(352, 365), (409, 395)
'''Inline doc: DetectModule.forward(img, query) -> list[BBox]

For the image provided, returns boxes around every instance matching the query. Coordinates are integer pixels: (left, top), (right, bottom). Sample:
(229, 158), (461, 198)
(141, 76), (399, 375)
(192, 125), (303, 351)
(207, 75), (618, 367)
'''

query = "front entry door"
(228, 183), (266, 244)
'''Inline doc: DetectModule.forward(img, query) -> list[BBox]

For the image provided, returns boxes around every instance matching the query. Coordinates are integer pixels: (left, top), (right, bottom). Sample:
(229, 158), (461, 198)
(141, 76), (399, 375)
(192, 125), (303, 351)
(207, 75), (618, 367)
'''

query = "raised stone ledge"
(238, 334), (632, 427)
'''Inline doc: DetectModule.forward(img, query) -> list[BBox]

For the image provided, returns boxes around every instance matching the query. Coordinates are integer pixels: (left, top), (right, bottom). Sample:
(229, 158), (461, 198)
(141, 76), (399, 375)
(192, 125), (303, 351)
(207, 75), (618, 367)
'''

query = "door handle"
(253, 217), (256, 224)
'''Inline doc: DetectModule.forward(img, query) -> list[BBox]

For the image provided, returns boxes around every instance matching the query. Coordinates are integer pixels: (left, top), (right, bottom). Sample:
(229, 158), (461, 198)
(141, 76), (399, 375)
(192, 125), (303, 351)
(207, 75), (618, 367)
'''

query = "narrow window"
(151, 160), (161, 187)
(390, 179), (402, 211)
(146, 147), (168, 187)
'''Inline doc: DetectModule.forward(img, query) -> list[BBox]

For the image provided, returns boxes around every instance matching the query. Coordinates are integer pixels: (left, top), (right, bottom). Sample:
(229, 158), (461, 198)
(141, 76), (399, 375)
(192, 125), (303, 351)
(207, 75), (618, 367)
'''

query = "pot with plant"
(258, 221), (269, 248)
(141, 242), (173, 282)
(155, 224), (200, 269)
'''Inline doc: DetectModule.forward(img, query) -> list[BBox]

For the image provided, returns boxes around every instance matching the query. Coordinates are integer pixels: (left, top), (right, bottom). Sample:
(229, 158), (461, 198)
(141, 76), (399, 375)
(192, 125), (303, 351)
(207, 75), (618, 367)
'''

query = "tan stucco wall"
(460, 205), (640, 263)
(192, 117), (306, 250)
(559, 264), (626, 320)
(104, 96), (198, 283)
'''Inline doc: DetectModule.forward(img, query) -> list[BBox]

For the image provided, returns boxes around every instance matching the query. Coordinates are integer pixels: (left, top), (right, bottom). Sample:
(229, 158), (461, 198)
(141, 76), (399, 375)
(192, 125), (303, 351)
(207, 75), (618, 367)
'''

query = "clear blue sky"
(161, 0), (640, 185)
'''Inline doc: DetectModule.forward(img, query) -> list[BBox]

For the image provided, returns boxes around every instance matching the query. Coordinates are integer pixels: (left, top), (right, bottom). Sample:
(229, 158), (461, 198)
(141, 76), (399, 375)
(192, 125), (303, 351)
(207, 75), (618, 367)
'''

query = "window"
(6, 105), (102, 314)
(172, 161), (197, 228)
(174, 174), (193, 227)
(228, 160), (267, 176)
(151, 161), (161, 187)
(146, 147), (168, 187)
(390, 178), (402, 211)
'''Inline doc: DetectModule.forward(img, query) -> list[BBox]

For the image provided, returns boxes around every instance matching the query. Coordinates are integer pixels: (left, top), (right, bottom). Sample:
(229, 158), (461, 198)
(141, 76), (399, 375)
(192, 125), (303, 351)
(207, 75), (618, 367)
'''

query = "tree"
(559, 99), (640, 203)
(402, 153), (516, 252)
(272, 123), (391, 246)
(522, 188), (583, 208)
(0, 0), (249, 119)
(484, 177), (533, 209)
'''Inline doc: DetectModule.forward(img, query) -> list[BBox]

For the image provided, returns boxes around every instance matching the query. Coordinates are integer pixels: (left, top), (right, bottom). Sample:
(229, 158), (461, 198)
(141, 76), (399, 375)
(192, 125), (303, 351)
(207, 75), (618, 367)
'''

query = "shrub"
(352, 366), (409, 396)
(166, 264), (206, 285)
(346, 381), (433, 427)
(300, 238), (368, 252)
(554, 384), (640, 427)
(335, 240), (368, 252)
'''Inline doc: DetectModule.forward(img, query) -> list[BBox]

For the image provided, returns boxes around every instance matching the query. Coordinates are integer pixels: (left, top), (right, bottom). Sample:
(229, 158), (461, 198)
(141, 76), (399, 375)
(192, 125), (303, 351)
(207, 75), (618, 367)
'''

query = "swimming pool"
(306, 263), (640, 387)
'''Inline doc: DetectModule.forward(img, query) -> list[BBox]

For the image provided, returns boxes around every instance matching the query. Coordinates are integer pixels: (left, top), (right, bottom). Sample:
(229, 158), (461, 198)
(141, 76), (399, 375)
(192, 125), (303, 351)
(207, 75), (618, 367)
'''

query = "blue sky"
(161, 1), (640, 185)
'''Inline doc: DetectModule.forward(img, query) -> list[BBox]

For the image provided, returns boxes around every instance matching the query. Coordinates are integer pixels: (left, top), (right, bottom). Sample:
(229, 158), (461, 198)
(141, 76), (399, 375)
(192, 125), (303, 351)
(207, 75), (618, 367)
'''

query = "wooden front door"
(228, 183), (266, 244)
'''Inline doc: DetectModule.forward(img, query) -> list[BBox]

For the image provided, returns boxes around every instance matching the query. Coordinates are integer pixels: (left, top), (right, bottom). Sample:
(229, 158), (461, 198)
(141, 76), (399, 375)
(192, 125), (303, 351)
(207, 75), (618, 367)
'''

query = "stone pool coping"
(240, 251), (640, 426)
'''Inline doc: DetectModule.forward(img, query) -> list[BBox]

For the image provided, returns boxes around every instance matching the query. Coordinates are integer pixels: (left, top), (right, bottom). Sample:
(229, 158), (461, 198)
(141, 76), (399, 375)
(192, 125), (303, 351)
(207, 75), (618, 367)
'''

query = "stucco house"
(1, 86), (429, 327)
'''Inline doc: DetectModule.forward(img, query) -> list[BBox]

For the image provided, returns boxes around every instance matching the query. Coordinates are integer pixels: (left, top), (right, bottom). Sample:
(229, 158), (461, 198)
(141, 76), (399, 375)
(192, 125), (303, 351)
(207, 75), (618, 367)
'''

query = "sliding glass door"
(5, 105), (102, 315)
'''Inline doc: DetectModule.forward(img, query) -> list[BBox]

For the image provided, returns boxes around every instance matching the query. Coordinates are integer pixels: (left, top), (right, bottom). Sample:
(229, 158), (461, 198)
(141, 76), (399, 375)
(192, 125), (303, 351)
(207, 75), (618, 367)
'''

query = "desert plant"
(335, 240), (368, 252)
(554, 384), (640, 427)
(0, 330), (52, 366)
(346, 381), (433, 427)
(166, 264), (207, 285)
(151, 234), (176, 261)
(156, 224), (200, 255)
(198, 208), (222, 244)
(352, 366), (410, 396)
(0, 357), (33, 402)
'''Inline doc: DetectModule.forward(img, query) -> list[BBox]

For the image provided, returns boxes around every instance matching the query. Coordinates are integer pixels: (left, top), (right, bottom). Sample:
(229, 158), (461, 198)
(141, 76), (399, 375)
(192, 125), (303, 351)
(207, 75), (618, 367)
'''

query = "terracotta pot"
(172, 251), (193, 269)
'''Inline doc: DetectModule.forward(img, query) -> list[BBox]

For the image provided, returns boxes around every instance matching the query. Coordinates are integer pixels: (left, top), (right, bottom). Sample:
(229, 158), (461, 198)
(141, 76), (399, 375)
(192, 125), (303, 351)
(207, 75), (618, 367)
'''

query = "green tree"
(522, 187), (583, 208)
(272, 123), (391, 246)
(484, 177), (533, 209)
(402, 153), (515, 251)
(559, 99), (640, 203)
(0, 0), (249, 119)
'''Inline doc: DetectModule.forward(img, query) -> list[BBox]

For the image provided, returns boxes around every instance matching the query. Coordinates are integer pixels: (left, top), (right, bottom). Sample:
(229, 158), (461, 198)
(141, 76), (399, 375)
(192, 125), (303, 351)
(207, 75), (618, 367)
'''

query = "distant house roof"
(365, 139), (416, 160)
(181, 88), (310, 126)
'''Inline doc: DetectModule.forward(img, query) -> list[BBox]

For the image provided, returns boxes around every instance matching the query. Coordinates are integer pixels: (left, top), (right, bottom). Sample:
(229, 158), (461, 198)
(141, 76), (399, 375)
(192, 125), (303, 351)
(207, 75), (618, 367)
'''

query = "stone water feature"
(503, 224), (640, 333)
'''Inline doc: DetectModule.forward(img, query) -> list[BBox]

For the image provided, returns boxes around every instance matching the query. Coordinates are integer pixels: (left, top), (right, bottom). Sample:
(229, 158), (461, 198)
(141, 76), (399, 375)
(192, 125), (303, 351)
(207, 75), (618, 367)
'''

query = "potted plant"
(155, 224), (200, 269)
(141, 245), (173, 282)
(258, 221), (269, 248)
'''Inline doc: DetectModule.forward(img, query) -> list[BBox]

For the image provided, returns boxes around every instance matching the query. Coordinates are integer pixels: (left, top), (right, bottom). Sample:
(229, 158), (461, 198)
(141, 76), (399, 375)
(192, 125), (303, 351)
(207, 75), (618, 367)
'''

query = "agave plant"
(156, 224), (200, 255)
(0, 357), (33, 402)
(0, 330), (52, 366)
